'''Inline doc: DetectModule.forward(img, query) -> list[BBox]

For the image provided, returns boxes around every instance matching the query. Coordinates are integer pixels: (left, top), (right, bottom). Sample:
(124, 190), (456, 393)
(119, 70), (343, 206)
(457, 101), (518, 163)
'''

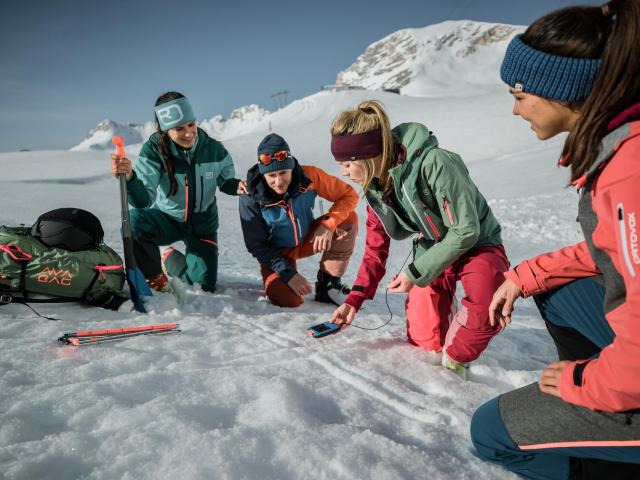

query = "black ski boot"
(314, 269), (351, 306)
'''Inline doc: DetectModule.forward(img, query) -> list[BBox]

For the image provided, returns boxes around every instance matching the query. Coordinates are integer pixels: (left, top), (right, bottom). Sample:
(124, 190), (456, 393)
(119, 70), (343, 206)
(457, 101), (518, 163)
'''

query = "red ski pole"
(63, 323), (179, 338)
(62, 328), (179, 346)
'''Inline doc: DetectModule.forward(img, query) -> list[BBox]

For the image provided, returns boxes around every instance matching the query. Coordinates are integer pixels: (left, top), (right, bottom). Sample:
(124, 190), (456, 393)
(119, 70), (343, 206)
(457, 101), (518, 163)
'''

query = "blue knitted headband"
(500, 35), (602, 102)
(154, 97), (196, 131)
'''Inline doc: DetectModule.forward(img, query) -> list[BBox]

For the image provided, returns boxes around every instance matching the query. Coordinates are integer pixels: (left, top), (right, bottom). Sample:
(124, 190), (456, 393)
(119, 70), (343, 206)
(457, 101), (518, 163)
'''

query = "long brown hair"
(330, 100), (395, 195)
(154, 91), (184, 195)
(523, 0), (640, 182)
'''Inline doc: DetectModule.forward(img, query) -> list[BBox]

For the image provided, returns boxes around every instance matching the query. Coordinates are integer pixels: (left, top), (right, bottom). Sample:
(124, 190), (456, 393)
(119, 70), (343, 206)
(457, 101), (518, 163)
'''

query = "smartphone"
(306, 321), (341, 338)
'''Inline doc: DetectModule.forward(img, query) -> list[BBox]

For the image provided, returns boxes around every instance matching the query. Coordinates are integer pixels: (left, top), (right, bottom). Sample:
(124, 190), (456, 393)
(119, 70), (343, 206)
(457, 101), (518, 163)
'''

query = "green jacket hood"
(389, 123), (439, 175)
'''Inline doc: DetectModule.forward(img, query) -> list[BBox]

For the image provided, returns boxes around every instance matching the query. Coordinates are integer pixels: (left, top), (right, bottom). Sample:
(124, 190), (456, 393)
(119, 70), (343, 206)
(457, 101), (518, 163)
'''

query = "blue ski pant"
(470, 278), (640, 479)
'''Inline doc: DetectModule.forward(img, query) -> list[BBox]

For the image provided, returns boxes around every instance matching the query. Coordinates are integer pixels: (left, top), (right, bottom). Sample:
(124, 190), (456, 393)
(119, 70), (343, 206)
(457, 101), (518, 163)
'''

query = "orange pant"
(260, 212), (358, 307)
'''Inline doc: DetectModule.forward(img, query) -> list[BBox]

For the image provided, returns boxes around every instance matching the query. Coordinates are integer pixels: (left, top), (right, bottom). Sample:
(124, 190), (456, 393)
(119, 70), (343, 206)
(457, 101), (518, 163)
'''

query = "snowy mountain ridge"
(336, 20), (524, 96)
(72, 20), (524, 151)
(70, 119), (150, 151)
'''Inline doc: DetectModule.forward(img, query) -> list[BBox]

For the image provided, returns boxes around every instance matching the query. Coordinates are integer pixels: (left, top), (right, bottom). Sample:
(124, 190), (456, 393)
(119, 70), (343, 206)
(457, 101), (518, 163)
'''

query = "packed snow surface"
(0, 88), (581, 479)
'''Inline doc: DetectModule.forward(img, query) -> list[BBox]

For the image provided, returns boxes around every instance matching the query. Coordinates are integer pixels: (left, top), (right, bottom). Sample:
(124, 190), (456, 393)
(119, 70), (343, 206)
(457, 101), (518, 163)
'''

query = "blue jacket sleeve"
(239, 195), (297, 282)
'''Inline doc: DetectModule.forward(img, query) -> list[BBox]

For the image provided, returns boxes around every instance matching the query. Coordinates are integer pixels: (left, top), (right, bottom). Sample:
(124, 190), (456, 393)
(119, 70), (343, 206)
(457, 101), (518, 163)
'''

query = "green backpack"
(0, 226), (126, 310)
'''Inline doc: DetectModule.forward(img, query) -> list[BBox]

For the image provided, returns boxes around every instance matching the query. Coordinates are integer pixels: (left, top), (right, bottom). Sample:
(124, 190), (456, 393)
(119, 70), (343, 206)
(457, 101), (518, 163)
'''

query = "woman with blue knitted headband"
(471, 1), (640, 478)
(110, 91), (248, 294)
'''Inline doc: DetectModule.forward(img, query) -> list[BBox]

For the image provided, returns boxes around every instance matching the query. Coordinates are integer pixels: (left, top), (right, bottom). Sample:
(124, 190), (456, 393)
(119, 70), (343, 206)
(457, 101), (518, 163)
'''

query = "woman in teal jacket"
(110, 91), (247, 293)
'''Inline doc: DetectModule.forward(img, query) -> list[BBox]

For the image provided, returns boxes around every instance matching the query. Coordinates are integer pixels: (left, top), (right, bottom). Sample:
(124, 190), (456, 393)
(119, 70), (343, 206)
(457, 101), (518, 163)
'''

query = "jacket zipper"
(183, 149), (197, 218)
(443, 197), (455, 225)
(184, 176), (189, 222)
(266, 199), (300, 246)
(402, 184), (434, 240)
(200, 176), (204, 212)
(286, 201), (300, 245)
(617, 203), (636, 277)
(424, 213), (442, 240)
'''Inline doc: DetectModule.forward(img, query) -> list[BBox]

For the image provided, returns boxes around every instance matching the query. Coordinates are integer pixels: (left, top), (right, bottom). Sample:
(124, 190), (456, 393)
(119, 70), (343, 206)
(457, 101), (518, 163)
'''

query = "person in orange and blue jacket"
(239, 133), (358, 307)
(471, 1), (640, 478)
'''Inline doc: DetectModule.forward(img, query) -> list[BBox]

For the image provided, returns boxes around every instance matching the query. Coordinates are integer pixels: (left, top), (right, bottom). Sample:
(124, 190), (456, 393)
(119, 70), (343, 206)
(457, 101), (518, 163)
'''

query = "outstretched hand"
(110, 153), (133, 181)
(488, 278), (522, 329)
(330, 303), (356, 329)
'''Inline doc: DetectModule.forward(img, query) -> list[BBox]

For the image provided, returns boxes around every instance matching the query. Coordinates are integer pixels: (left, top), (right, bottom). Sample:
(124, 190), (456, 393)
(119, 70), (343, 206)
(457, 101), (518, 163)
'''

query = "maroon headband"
(331, 128), (383, 162)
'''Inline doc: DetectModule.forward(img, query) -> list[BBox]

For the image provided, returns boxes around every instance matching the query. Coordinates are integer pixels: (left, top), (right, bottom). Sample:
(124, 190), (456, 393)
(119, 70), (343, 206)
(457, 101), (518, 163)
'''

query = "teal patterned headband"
(154, 97), (196, 131)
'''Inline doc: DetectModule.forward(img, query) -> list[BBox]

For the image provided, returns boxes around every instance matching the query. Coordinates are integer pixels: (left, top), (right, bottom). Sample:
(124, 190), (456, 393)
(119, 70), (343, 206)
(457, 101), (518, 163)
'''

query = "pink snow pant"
(405, 244), (509, 364)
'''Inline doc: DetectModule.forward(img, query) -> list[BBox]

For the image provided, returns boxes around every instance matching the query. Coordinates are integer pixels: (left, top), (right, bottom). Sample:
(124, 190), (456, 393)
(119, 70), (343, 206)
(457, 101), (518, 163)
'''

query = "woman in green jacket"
(329, 100), (508, 378)
(110, 91), (247, 293)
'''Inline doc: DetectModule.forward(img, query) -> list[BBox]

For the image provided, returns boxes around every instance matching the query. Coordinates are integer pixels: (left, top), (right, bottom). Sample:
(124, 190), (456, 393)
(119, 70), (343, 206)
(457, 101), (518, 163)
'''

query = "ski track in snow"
(0, 89), (583, 480)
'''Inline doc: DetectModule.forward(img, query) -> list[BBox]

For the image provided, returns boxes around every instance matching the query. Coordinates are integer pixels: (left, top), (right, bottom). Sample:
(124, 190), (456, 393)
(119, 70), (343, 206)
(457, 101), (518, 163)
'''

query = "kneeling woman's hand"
(489, 279), (523, 329)
(387, 272), (414, 293)
(331, 303), (356, 329)
(237, 180), (248, 195)
(539, 361), (571, 398)
(110, 153), (133, 181)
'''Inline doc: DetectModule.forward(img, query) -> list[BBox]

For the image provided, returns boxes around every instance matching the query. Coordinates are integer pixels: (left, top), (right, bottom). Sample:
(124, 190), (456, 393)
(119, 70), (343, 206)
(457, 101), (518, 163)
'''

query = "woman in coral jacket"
(328, 100), (509, 379)
(471, 1), (640, 478)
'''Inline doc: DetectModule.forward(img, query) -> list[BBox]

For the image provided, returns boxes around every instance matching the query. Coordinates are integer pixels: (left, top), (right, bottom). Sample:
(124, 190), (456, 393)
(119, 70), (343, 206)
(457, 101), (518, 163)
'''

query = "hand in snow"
(489, 279), (523, 329)
(331, 303), (356, 329)
(311, 225), (333, 253)
(387, 272), (414, 293)
(539, 361), (571, 398)
(237, 180), (248, 195)
(288, 273), (312, 297)
(111, 153), (133, 181)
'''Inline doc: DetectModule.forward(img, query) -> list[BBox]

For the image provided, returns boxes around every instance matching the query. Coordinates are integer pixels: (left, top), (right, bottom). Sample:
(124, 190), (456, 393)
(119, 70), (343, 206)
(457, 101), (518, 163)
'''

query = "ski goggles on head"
(258, 150), (291, 165)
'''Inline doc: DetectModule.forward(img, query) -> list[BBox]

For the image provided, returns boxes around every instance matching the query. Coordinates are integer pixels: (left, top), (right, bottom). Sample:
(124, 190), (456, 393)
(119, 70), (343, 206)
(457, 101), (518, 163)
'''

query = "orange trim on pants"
(261, 212), (358, 307)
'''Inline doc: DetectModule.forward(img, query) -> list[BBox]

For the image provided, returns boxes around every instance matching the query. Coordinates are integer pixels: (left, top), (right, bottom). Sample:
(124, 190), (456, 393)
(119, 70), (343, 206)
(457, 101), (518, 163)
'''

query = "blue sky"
(1, 0), (599, 152)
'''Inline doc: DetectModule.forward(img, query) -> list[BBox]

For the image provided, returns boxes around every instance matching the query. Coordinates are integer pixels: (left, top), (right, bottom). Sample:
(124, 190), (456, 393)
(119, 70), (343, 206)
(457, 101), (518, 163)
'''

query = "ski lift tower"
(270, 90), (290, 110)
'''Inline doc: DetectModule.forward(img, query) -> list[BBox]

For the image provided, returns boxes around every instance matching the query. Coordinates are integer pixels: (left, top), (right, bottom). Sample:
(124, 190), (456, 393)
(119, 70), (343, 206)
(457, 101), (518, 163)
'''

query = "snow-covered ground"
(0, 87), (583, 479)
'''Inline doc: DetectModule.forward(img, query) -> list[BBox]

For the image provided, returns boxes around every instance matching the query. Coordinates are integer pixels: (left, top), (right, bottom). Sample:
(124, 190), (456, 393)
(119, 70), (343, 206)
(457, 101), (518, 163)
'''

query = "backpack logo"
(156, 105), (184, 127)
(36, 267), (73, 286)
(205, 171), (214, 179)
